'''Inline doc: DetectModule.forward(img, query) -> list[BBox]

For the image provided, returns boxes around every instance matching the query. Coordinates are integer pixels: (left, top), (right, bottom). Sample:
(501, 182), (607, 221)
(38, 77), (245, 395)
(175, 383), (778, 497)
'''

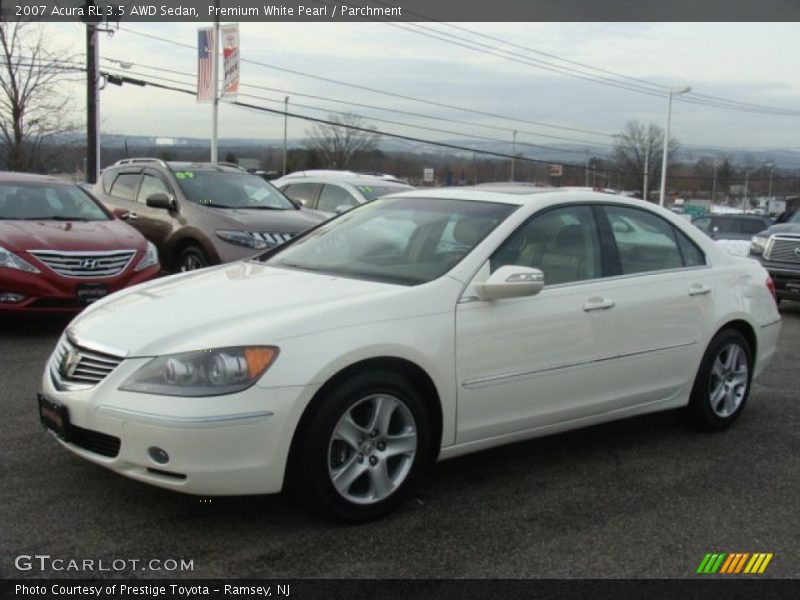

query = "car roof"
(385, 188), (642, 207)
(0, 171), (68, 184)
(276, 171), (408, 186)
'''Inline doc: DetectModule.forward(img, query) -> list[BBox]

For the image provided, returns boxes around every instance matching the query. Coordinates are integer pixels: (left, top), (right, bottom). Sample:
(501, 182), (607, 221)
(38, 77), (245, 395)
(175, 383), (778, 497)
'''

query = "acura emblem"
(61, 348), (81, 378)
(80, 258), (98, 269)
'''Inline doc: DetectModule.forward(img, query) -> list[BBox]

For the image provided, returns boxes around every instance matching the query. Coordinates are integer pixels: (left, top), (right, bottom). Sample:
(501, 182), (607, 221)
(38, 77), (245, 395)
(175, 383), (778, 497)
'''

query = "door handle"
(688, 283), (711, 296)
(127, 212), (139, 221)
(583, 297), (615, 312)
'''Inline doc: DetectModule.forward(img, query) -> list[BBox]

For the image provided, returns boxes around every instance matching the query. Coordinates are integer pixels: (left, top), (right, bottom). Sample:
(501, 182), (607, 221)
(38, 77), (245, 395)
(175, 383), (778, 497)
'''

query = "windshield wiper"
(241, 205), (284, 210)
(199, 202), (235, 209)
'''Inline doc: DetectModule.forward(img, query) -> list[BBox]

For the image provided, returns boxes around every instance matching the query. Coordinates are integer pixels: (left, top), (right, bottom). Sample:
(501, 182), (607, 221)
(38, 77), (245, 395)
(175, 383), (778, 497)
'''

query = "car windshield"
(0, 182), (110, 221)
(354, 183), (412, 202)
(261, 197), (516, 285)
(173, 170), (296, 210)
(790, 212), (800, 224)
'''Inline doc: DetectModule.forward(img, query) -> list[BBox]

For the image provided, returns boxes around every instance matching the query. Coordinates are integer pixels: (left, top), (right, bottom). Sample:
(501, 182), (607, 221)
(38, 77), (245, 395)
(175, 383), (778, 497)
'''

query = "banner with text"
(221, 24), (240, 99)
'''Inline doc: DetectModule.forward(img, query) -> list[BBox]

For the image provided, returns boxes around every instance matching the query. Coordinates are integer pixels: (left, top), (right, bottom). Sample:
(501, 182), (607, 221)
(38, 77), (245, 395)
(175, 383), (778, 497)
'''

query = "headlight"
(216, 230), (269, 250)
(119, 346), (279, 396)
(750, 235), (769, 255)
(0, 245), (39, 273)
(134, 242), (159, 271)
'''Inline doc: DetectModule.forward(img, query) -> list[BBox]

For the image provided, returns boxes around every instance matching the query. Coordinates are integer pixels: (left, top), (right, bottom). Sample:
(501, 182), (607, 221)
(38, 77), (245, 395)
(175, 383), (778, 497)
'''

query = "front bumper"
(39, 352), (318, 496)
(753, 258), (800, 301)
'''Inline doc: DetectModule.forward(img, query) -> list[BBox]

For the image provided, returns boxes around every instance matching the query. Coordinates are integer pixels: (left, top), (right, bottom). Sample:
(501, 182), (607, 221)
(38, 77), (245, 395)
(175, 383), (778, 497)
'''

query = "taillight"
(766, 275), (777, 304)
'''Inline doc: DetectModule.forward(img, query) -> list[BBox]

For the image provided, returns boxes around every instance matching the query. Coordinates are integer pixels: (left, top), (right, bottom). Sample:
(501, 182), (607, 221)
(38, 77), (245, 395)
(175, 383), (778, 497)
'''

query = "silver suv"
(93, 159), (327, 272)
(272, 170), (413, 216)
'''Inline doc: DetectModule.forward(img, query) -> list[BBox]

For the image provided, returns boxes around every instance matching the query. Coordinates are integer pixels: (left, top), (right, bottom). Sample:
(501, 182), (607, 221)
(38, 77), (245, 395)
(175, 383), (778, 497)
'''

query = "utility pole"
(711, 162), (718, 203)
(584, 149), (589, 187)
(210, 0), (220, 162)
(642, 144), (650, 202)
(510, 130), (517, 182)
(85, 4), (99, 183)
(282, 96), (289, 175)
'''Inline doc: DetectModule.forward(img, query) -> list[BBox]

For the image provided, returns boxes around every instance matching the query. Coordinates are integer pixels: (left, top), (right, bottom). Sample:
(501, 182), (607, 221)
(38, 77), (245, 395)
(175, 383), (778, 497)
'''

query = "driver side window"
(490, 205), (602, 285)
(137, 175), (170, 204)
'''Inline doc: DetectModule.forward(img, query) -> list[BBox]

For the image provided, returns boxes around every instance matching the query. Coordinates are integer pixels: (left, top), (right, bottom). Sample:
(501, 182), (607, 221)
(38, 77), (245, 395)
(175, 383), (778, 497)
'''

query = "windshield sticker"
(174, 171), (195, 180)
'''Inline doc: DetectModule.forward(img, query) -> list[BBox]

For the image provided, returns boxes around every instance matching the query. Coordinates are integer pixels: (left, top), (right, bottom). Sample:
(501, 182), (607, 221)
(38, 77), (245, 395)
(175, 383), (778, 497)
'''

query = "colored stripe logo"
(696, 552), (773, 574)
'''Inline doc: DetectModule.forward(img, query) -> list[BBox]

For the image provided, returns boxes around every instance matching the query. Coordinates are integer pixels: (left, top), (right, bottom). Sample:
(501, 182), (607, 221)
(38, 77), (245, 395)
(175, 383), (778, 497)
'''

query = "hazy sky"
(42, 21), (800, 158)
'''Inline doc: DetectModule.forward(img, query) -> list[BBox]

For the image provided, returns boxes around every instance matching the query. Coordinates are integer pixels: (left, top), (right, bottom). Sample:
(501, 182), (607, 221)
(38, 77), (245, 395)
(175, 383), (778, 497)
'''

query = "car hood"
(70, 261), (426, 356)
(203, 206), (327, 232)
(0, 219), (144, 252)
(763, 223), (800, 236)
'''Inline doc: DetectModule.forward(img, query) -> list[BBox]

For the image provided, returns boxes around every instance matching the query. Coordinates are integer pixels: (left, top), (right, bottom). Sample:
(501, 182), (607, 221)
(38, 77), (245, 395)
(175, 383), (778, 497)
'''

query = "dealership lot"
(1, 304), (798, 579)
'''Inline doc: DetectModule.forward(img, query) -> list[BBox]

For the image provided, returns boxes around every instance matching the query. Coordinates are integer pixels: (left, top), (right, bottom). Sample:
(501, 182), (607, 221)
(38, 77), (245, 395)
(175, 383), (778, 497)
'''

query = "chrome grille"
(252, 232), (295, 246)
(765, 236), (800, 264)
(29, 250), (135, 278)
(50, 336), (124, 388)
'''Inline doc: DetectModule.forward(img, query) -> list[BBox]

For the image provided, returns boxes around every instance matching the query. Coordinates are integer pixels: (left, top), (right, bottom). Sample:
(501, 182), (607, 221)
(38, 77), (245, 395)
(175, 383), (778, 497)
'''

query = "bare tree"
(0, 21), (77, 171)
(613, 120), (679, 200)
(305, 113), (379, 169)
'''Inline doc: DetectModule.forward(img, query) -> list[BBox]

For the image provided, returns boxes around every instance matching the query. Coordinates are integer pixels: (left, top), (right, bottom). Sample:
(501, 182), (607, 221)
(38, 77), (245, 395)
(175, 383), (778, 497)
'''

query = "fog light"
(148, 446), (170, 464)
(0, 292), (25, 303)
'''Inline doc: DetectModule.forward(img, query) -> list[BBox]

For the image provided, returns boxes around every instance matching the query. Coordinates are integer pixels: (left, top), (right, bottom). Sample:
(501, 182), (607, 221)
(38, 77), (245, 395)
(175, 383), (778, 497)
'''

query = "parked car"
(750, 210), (800, 303)
(0, 172), (160, 313)
(692, 214), (773, 241)
(39, 190), (780, 521)
(273, 170), (413, 216)
(92, 159), (327, 272)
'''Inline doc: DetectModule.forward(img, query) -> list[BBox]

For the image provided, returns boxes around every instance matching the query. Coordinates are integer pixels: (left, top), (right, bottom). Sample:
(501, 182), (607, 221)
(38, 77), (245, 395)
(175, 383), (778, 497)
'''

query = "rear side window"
(110, 173), (142, 201)
(604, 206), (684, 274)
(282, 182), (321, 208)
(714, 218), (740, 234)
(741, 219), (768, 234)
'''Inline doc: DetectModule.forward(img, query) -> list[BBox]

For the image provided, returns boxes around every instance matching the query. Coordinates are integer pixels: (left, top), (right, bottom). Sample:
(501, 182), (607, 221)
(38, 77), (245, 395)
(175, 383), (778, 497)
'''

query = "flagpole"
(211, 0), (220, 162)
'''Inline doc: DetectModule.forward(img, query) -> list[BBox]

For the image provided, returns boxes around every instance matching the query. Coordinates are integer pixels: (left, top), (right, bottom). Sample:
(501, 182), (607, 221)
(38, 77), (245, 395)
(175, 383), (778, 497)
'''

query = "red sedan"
(0, 172), (160, 313)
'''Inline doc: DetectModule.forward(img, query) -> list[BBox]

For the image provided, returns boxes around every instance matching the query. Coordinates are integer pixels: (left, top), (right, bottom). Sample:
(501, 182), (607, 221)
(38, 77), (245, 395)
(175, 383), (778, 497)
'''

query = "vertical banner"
(222, 24), (240, 99)
(197, 27), (215, 104)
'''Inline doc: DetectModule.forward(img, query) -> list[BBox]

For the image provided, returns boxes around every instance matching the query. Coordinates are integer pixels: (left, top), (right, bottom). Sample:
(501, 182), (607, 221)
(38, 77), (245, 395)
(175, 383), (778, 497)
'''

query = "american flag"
(197, 28), (215, 104)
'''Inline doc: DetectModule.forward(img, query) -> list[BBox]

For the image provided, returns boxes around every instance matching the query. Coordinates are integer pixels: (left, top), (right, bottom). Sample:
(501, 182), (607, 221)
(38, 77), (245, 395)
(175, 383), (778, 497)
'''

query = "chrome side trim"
(462, 341), (697, 389)
(95, 406), (274, 429)
(761, 317), (782, 328)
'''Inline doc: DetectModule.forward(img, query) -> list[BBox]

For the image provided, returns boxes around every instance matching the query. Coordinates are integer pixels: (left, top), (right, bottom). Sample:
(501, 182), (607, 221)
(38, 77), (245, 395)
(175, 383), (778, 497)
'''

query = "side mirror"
(474, 266), (545, 301)
(295, 198), (307, 207)
(335, 204), (354, 214)
(146, 193), (174, 210)
(111, 208), (130, 220)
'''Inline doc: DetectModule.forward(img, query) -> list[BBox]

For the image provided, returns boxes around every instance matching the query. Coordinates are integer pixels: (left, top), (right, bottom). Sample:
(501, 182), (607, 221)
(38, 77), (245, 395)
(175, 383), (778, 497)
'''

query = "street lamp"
(766, 162), (774, 198)
(282, 96), (289, 176)
(510, 130), (517, 182)
(658, 85), (692, 207)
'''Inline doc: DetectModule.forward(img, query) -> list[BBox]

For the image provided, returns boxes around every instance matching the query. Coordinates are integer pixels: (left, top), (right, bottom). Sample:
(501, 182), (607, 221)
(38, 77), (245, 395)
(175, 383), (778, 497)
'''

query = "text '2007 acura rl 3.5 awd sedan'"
(39, 190), (781, 521)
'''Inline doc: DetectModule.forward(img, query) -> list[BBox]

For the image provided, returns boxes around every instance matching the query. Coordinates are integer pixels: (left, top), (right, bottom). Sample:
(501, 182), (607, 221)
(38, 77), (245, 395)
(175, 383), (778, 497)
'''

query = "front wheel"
(686, 329), (752, 431)
(296, 370), (431, 522)
(174, 244), (209, 273)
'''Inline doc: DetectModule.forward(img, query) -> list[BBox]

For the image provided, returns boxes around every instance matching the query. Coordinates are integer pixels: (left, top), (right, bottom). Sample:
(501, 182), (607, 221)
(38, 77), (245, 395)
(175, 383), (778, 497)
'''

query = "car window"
(101, 170), (116, 194)
(714, 218), (740, 234)
(605, 206), (684, 274)
(110, 173), (142, 201)
(490, 205), (602, 286)
(137, 175), (171, 204)
(174, 171), (295, 209)
(281, 182), (322, 208)
(0, 183), (110, 221)
(675, 229), (706, 267)
(318, 184), (358, 213)
(693, 217), (712, 233)
(355, 184), (412, 202)
(742, 218), (768, 234)
(265, 197), (515, 285)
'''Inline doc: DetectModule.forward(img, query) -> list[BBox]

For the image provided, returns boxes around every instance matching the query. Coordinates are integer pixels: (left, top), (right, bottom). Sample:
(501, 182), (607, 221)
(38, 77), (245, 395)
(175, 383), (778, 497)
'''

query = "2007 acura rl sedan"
(38, 189), (781, 521)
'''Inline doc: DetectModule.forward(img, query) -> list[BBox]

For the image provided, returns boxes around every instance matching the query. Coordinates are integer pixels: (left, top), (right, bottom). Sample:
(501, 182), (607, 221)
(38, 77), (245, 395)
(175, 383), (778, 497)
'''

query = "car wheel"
(686, 329), (752, 431)
(297, 370), (431, 522)
(175, 245), (209, 273)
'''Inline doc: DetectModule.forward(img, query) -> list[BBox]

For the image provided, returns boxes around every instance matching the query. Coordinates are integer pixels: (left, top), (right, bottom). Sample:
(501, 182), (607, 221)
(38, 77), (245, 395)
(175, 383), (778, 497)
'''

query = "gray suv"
(94, 159), (327, 272)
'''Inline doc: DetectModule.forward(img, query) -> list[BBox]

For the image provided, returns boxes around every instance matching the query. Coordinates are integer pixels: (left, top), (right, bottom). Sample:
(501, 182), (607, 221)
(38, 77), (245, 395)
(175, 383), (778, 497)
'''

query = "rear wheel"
(686, 329), (752, 431)
(295, 370), (431, 522)
(174, 245), (209, 273)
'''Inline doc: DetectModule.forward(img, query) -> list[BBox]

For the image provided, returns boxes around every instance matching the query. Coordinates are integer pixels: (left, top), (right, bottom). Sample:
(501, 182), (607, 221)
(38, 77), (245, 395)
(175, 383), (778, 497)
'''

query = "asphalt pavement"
(1, 304), (798, 579)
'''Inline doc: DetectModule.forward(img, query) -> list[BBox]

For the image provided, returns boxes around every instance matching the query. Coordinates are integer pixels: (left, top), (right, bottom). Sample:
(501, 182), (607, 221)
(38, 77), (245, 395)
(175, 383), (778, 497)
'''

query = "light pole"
(642, 143), (650, 202)
(658, 85), (691, 206)
(766, 162), (774, 198)
(282, 96), (289, 176)
(711, 161), (718, 203)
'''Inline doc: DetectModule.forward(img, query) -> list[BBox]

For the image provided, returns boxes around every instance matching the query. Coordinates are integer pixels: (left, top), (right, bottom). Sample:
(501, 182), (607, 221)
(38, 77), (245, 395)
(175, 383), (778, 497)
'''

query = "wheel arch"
(715, 318), (757, 365)
(284, 356), (444, 488)
(165, 231), (220, 270)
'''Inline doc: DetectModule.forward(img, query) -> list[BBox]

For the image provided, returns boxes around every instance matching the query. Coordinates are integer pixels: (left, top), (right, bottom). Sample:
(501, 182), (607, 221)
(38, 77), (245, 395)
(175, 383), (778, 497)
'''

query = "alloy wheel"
(708, 343), (749, 418)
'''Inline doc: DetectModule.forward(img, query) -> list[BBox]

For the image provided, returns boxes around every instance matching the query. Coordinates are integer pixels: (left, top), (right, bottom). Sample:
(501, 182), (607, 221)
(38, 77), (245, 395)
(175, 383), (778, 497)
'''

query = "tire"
(295, 370), (432, 522)
(686, 329), (752, 431)
(174, 244), (209, 273)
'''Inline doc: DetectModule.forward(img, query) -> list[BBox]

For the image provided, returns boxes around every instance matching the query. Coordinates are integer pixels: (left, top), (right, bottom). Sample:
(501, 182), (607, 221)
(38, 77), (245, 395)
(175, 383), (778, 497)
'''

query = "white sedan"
(39, 190), (781, 521)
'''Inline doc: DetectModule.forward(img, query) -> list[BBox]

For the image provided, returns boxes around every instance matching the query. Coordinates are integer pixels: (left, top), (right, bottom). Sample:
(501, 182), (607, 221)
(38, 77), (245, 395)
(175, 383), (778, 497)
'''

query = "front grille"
(69, 424), (121, 458)
(51, 335), (124, 388)
(765, 236), (800, 264)
(252, 232), (295, 246)
(29, 250), (135, 278)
